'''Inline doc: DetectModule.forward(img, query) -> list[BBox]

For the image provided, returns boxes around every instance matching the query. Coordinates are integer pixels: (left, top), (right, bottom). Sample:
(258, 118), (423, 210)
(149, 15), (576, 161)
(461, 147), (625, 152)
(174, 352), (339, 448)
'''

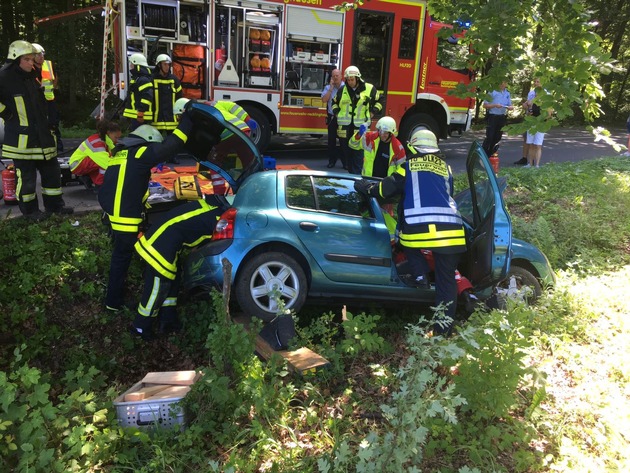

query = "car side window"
(471, 156), (494, 222)
(285, 175), (367, 217)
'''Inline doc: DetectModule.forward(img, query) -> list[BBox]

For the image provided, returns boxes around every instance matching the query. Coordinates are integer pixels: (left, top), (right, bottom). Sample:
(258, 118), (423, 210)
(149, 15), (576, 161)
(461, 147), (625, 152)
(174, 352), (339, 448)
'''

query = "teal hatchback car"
(181, 101), (555, 321)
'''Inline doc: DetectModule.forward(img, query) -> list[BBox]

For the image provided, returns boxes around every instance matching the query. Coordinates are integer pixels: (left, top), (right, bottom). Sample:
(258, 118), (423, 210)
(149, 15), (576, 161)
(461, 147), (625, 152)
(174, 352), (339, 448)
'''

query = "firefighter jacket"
(0, 61), (57, 161)
(69, 133), (116, 185)
(98, 117), (192, 233)
(123, 65), (154, 122)
(152, 69), (182, 131)
(332, 79), (381, 137)
(369, 150), (466, 254)
(135, 198), (227, 280)
(38, 60), (56, 101)
(213, 101), (251, 138)
(349, 131), (406, 178)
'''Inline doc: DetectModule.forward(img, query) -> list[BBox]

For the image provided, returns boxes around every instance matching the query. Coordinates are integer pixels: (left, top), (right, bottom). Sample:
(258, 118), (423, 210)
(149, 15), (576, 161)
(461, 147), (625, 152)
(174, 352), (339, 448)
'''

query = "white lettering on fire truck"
(420, 60), (428, 90)
(284, 0), (323, 5)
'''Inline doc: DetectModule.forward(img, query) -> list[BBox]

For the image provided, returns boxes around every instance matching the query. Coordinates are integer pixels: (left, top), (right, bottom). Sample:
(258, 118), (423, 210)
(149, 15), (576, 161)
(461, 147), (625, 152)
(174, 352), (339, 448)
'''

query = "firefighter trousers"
(13, 158), (65, 215)
(105, 231), (138, 310)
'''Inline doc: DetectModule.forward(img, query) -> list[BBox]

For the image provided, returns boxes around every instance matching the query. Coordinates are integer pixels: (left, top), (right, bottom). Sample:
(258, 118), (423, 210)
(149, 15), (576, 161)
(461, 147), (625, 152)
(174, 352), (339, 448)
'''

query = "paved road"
(0, 126), (627, 220)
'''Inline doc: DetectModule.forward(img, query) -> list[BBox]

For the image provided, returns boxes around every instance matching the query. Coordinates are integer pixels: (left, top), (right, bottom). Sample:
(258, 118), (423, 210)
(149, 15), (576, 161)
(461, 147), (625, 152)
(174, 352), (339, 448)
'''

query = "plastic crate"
(113, 381), (189, 430)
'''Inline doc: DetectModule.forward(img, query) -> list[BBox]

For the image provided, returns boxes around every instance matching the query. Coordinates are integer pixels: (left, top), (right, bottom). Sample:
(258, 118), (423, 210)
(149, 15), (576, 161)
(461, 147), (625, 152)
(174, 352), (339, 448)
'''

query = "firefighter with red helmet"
(332, 65), (382, 175)
(123, 53), (154, 131)
(99, 114), (193, 313)
(349, 115), (406, 178)
(0, 40), (72, 220)
(354, 129), (466, 335)
(131, 195), (228, 340)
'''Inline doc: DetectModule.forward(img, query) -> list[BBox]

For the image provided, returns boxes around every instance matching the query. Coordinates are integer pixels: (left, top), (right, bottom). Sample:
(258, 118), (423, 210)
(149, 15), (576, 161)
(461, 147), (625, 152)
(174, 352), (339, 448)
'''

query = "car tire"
(494, 265), (542, 309)
(241, 105), (271, 152)
(235, 252), (307, 322)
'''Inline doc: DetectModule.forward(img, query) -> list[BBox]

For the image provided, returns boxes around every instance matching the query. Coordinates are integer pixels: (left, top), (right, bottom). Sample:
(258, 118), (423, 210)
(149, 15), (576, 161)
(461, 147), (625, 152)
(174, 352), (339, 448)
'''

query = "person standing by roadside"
(515, 77), (541, 165)
(524, 77), (550, 168)
(354, 129), (466, 336)
(0, 40), (73, 220)
(123, 53), (154, 131)
(332, 65), (382, 174)
(31, 43), (63, 152)
(321, 68), (345, 169)
(482, 80), (513, 157)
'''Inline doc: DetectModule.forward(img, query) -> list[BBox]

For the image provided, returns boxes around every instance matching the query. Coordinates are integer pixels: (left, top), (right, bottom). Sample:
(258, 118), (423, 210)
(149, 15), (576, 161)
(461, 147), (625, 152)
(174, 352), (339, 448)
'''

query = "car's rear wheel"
(494, 265), (542, 309)
(235, 252), (307, 322)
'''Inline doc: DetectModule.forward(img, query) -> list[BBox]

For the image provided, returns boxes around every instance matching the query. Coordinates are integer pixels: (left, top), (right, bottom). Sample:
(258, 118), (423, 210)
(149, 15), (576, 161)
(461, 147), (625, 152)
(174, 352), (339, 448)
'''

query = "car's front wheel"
(494, 265), (542, 309)
(235, 252), (307, 322)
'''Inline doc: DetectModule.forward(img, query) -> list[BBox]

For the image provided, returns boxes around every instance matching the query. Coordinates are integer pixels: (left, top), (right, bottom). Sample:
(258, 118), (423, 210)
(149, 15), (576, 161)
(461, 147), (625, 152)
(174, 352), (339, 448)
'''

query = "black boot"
(158, 309), (182, 335)
(130, 314), (154, 341)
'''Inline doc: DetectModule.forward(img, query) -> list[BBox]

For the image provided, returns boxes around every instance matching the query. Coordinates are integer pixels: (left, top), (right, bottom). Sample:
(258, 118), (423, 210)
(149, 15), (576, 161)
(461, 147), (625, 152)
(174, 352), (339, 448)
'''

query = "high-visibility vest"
(41, 60), (55, 101)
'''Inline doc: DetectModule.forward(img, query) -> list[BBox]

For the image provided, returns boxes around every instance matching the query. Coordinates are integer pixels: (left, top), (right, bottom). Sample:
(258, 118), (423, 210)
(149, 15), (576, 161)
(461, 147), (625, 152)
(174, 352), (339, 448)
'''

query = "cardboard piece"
(141, 371), (200, 386)
(123, 384), (171, 402)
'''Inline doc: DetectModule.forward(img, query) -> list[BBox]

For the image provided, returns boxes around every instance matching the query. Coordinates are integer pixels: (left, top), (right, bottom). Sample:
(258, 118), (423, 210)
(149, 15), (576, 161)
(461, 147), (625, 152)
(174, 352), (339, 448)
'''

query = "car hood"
(184, 100), (263, 192)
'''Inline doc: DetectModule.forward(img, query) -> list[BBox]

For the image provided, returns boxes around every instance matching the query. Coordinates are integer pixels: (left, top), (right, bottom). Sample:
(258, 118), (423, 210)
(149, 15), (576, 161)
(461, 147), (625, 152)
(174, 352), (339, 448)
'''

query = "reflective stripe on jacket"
(152, 72), (182, 131)
(123, 66), (154, 121)
(41, 60), (55, 101)
(350, 131), (406, 177)
(69, 133), (115, 171)
(213, 101), (250, 138)
(332, 81), (381, 129)
(135, 199), (223, 280)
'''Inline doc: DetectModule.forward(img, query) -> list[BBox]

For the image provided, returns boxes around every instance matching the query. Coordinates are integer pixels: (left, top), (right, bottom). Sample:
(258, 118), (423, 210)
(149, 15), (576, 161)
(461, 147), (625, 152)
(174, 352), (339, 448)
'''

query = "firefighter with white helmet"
(31, 42), (63, 151)
(173, 97), (190, 117)
(123, 52), (154, 130)
(99, 111), (194, 313)
(354, 128), (466, 336)
(152, 54), (182, 134)
(332, 65), (382, 174)
(349, 115), (406, 178)
(0, 40), (73, 219)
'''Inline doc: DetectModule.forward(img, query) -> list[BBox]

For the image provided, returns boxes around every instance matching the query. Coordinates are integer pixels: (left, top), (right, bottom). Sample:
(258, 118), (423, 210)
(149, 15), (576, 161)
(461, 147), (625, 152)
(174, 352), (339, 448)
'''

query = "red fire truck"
(110, 0), (474, 150)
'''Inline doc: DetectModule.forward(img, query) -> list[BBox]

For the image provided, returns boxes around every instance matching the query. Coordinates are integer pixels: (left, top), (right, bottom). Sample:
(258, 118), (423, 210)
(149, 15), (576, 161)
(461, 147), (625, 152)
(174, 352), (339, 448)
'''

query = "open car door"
(458, 141), (512, 289)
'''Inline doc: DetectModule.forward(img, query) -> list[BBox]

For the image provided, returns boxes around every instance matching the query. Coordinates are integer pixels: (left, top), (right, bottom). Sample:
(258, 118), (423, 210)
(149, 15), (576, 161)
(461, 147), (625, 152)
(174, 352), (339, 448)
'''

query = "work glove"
(246, 119), (257, 131)
(358, 124), (367, 137)
(354, 178), (374, 196)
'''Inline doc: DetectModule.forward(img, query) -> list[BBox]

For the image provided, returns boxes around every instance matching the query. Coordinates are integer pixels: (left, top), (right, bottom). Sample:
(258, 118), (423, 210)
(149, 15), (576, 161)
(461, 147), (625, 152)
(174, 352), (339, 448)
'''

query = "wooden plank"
(123, 384), (171, 402)
(233, 314), (330, 375)
(144, 385), (191, 401)
(141, 371), (200, 386)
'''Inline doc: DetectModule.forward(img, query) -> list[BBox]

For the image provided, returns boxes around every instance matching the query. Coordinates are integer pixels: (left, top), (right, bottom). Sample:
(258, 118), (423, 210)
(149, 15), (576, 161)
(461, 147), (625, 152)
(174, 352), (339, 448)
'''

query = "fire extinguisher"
(489, 152), (500, 176)
(1, 164), (18, 205)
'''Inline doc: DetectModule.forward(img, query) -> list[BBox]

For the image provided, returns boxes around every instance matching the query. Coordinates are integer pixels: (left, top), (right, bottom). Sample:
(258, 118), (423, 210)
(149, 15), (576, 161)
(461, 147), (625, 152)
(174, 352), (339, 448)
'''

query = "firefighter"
(152, 54), (182, 134)
(211, 99), (257, 137)
(332, 65), (382, 175)
(349, 115), (406, 178)
(131, 195), (228, 340)
(98, 113), (193, 313)
(0, 40), (72, 220)
(31, 43), (63, 152)
(354, 129), (466, 335)
(69, 119), (122, 190)
(123, 52), (154, 131)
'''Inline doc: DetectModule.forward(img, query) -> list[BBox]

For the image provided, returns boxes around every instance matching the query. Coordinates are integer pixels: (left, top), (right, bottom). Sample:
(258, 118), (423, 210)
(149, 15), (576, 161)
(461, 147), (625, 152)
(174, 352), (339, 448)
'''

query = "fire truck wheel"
(399, 112), (440, 145)
(242, 105), (271, 152)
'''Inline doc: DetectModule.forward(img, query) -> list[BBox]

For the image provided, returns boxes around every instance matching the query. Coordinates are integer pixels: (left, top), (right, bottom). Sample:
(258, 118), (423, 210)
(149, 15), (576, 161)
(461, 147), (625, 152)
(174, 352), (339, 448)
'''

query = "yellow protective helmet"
(173, 98), (190, 116)
(129, 52), (148, 67)
(344, 65), (361, 79)
(130, 125), (163, 143)
(376, 116), (397, 136)
(8, 40), (36, 60)
(408, 129), (439, 151)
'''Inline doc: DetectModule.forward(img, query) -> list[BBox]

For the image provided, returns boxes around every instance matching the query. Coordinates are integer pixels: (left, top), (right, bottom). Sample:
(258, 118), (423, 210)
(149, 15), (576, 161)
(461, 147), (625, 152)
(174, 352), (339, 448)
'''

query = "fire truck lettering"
(399, 62), (412, 69)
(420, 61), (428, 89)
(284, 0), (322, 5)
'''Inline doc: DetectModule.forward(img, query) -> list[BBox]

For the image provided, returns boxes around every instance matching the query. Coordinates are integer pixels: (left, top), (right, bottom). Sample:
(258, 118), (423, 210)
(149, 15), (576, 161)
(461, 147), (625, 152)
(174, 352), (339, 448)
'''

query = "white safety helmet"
(8, 40), (36, 60)
(130, 125), (163, 143)
(129, 52), (148, 67)
(408, 129), (439, 151)
(376, 116), (397, 136)
(344, 65), (361, 79)
(31, 43), (45, 54)
(173, 98), (190, 116)
(156, 53), (172, 65)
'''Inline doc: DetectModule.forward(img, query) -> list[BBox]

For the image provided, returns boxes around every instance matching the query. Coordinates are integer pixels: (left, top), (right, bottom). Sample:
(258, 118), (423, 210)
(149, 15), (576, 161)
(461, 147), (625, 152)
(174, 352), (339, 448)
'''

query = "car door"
(463, 141), (512, 288)
(281, 174), (395, 285)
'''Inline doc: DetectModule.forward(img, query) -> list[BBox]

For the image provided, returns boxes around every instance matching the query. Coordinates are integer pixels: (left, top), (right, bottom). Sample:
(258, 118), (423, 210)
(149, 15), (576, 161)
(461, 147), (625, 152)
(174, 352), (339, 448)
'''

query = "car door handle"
(299, 222), (319, 232)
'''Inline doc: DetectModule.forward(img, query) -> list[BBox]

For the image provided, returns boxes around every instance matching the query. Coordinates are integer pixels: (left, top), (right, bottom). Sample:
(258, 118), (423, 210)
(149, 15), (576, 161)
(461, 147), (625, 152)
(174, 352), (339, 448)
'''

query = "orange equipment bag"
(172, 44), (205, 99)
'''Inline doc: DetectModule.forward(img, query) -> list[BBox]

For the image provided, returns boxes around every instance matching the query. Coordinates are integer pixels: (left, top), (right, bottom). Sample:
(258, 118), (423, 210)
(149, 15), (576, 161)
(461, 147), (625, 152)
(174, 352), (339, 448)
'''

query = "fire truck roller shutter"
(398, 112), (441, 146)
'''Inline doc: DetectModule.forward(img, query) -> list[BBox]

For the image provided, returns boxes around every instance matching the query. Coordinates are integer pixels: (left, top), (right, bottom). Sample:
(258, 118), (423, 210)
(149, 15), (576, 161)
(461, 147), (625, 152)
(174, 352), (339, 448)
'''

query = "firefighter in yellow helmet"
(332, 65), (382, 174)
(354, 129), (466, 336)
(123, 52), (154, 131)
(0, 40), (72, 220)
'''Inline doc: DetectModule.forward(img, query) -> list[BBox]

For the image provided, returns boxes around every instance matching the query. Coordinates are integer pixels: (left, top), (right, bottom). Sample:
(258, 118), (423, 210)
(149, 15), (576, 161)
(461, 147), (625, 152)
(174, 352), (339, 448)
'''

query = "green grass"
(1, 156), (629, 472)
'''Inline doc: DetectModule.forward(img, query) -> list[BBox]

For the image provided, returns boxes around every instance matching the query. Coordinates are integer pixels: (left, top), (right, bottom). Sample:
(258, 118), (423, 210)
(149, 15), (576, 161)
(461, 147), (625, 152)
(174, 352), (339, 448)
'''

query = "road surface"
(0, 126), (627, 219)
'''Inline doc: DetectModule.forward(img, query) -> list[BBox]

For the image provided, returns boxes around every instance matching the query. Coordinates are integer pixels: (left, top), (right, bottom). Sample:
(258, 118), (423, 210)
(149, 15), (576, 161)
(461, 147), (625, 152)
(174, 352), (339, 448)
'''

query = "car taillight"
(213, 207), (237, 239)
